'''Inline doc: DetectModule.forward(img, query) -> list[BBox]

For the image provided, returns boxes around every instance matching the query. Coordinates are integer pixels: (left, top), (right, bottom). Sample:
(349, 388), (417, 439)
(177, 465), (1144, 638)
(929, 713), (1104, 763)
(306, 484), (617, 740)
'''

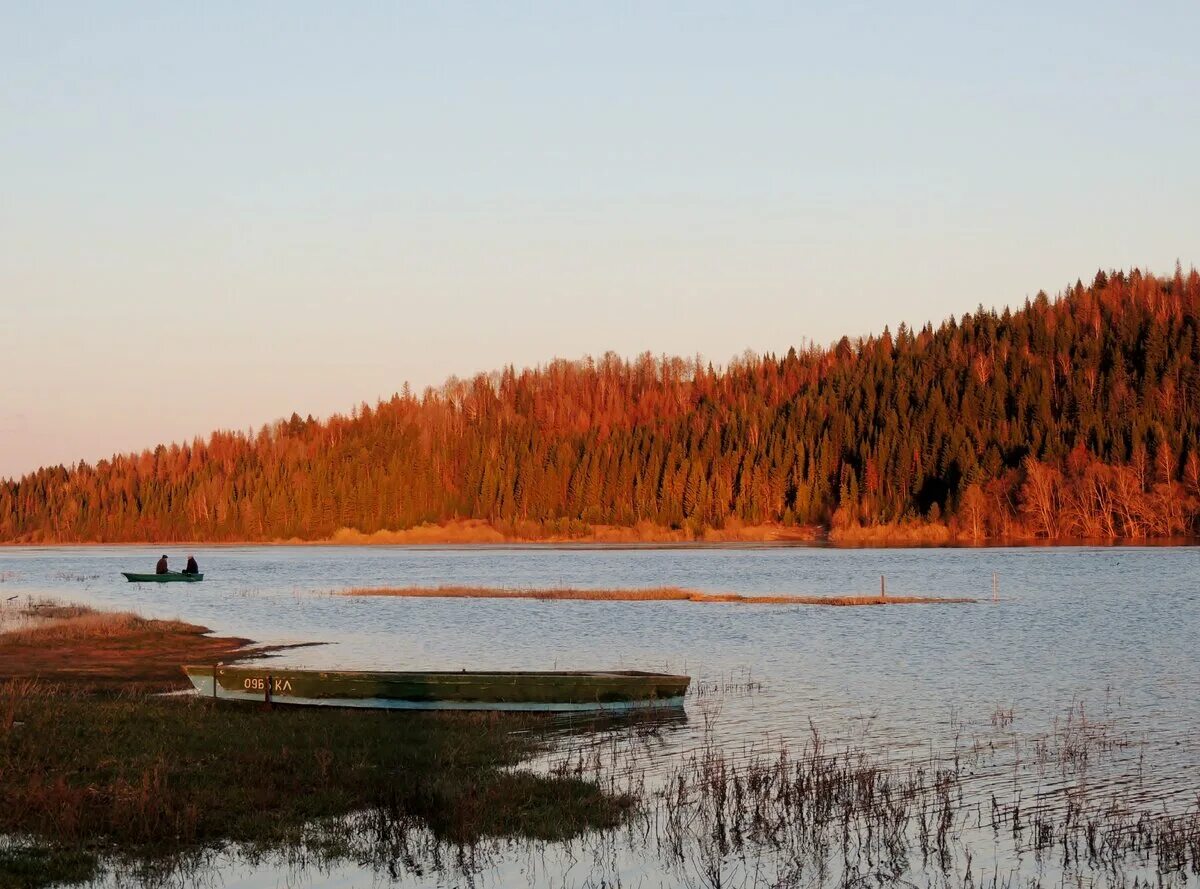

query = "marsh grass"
(344, 585), (975, 606)
(539, 699), (1200, 889)
(0, 600), (311, 693)
(0, 681), (627, 846)
(3, 601), (1196, 889)
(1, 611), (184, 644)
(0, 603), (632, 887)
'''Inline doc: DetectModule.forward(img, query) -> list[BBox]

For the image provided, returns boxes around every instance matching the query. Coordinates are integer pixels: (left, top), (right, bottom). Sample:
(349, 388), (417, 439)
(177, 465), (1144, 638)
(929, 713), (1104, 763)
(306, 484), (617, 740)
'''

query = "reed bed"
(539, 701), (1200, 889)
(343, 585), (975, 605)
(0, 601), (633, 887)
(5, 600), (1196, 889)
(5, 663), (1197, 887)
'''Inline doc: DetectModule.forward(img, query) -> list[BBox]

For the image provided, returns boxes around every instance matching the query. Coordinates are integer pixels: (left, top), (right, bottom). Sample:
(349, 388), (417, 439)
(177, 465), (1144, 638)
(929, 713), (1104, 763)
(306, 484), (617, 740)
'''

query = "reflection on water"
(2, 544), (1198, 886)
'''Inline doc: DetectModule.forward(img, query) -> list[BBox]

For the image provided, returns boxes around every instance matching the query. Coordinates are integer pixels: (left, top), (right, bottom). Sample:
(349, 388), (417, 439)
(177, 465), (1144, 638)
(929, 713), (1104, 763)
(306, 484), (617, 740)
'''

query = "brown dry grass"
(343, 585), (974, 606)
(326, 518), (821, 545)
(0, 605), (308, 693)
(331, 520), (508, 544)
(1, 611), (191, 645)
(830, 520), (958, 544)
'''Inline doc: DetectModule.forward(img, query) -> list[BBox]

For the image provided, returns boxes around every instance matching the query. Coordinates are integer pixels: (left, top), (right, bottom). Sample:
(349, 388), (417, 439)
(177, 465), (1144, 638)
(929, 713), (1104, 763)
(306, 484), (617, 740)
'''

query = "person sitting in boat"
(184, 555), (199, 575)
(156, 554), (169, 574)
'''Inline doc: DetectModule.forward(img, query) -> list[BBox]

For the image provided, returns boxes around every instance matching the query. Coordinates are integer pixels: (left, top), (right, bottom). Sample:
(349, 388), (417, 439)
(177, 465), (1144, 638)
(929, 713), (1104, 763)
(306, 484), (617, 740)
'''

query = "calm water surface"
(2, 544), (1197, 887)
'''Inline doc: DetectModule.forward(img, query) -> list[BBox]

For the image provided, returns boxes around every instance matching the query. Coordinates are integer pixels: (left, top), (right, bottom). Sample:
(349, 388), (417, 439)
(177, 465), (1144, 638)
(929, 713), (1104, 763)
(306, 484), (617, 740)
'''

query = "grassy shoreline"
(343, 584), (975, 605)
(5, 517), (1197, 547)
(0, 602), (631, 888)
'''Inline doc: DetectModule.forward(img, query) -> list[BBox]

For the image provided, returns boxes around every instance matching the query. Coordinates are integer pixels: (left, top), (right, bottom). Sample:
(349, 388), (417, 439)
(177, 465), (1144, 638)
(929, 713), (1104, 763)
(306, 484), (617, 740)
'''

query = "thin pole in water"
(992, 572), (998, 603)
(880, 575), (886, 597)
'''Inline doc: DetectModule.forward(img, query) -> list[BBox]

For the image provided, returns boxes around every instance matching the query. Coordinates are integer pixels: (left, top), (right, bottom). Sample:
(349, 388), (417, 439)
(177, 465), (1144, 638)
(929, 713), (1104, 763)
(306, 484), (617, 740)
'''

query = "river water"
(2, 544), (1198, 887)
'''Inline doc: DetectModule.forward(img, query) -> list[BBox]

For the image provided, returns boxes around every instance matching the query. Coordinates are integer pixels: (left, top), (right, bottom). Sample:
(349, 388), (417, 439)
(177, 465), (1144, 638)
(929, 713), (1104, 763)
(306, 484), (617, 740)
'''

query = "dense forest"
(4, 267), (1200, 543)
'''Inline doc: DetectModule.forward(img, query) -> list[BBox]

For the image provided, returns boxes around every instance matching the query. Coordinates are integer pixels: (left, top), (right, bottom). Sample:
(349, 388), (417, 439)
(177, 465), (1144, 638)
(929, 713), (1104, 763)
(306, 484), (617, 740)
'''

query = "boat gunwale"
(183, 664), (688, 682)
(122, 572), (205, 582)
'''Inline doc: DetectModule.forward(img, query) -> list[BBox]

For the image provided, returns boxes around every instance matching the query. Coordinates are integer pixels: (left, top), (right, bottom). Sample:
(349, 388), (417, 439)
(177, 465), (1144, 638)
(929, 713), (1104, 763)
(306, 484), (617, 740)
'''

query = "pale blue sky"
(2, 2), (1198, 479)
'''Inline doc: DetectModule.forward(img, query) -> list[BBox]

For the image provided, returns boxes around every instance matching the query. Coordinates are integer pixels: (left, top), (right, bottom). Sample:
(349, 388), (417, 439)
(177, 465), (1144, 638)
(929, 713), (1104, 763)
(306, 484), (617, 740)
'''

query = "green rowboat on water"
(183, 664), (690, 712)
(122, 572), (204, 583)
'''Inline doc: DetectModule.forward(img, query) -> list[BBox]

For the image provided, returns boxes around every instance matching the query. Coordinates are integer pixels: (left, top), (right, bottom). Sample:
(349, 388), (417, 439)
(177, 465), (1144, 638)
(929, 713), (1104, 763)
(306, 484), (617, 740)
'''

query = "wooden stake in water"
(992, 572), (998, 602)
(880, 575), (886, 597)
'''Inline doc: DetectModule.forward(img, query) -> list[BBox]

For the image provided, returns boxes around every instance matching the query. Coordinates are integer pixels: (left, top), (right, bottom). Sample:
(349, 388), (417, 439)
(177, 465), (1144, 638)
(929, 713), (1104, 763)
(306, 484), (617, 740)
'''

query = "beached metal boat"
(122, 572), (204, 583)
(182, 664), (690, 711)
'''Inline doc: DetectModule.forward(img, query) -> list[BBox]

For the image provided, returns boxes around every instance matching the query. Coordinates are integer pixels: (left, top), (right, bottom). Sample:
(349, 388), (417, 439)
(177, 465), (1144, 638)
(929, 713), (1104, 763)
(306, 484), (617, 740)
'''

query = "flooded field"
(1, 543), (1198, 887)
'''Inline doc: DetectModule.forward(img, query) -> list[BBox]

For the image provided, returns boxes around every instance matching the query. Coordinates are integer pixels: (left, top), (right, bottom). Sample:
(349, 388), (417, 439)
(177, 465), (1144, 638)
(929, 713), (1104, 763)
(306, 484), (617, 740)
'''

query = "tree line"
(3, 266), (1199, 543)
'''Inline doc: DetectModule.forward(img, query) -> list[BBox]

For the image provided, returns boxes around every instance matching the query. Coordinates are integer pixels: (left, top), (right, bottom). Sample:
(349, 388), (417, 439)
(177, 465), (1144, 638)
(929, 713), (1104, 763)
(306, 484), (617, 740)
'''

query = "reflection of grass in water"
(0, 844), (97, 889)
(990, 703), (1016, 729)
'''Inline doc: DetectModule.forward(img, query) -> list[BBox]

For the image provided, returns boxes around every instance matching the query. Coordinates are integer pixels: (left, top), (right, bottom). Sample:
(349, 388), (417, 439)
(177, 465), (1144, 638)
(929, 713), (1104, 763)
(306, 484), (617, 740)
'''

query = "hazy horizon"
(4, 2), (1199, 479)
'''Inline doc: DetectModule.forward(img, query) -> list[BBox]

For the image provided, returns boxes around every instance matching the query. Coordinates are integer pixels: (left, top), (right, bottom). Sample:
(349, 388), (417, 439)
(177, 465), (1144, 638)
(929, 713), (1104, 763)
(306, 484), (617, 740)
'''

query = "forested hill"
(4, 267), (1200, 543)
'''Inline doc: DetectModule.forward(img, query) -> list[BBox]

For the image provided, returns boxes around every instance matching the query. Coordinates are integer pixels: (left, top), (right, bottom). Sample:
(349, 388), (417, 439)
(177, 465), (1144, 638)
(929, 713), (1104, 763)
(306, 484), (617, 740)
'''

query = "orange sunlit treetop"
(3, 267), (1199, 543)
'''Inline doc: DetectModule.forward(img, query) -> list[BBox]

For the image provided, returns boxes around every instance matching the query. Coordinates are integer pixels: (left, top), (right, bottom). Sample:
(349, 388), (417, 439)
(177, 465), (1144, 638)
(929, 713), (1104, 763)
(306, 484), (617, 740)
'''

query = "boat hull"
(183, 665), (689, 712)
(122, 572), (204, 583)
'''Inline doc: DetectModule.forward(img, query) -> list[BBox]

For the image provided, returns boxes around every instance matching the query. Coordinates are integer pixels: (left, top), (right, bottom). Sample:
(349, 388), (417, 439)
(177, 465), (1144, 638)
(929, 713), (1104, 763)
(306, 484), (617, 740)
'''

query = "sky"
(2, 2), (1199, 480)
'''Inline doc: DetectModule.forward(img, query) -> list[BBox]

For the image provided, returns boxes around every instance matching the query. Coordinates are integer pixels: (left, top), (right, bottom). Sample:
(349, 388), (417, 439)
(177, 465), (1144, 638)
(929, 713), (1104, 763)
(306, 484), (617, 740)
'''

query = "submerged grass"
(546, 703), (1200, 889)
(0, 602), (632, 887)
(343, 585), (975, 605)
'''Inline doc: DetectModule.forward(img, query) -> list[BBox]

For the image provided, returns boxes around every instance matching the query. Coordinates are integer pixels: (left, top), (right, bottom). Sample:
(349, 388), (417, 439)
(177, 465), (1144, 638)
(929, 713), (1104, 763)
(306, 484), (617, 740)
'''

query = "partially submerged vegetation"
(543, 700), (1200, 889)
(0, 600), (630, 888)
(343, 585), (975, 605)
(3, 600), (1195, 889)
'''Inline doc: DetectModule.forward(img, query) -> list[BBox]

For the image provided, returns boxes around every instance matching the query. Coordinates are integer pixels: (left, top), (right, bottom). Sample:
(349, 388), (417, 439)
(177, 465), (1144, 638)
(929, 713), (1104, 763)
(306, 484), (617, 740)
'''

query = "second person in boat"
(156, 554), (169, 574)
(183, 555), (200, 575)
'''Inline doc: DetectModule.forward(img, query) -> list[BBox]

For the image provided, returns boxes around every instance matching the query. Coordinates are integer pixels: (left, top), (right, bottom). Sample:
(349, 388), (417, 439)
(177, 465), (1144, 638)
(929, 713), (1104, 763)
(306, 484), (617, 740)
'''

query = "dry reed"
(326, 519), (820, 545)
(343, 585), (975, 605)
(0, 599), (304, 693)
(0, 610), (194, 645)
